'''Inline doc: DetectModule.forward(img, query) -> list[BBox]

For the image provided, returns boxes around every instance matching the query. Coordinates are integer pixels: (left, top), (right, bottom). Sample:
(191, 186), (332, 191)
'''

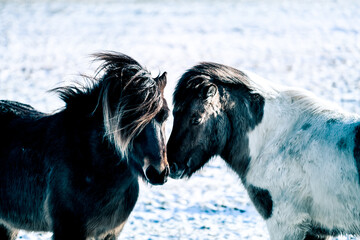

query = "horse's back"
(0, 100), (43, 119)
(0, 100), (46, 139)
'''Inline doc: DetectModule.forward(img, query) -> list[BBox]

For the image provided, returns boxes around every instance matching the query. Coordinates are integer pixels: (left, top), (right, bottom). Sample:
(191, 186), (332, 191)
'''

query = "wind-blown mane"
(173, 62), (278, 111)
(55, 52), (164, 156)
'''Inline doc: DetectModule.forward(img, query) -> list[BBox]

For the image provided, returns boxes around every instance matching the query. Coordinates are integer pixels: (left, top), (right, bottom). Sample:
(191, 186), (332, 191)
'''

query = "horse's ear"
(201, 83), (217, 100)
(158, 72), (167, 92)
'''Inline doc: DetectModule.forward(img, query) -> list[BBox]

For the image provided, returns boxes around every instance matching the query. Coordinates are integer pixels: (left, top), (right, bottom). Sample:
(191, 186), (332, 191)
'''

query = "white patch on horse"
(241, 70), (279, 98)
(245, 74), (360, 237)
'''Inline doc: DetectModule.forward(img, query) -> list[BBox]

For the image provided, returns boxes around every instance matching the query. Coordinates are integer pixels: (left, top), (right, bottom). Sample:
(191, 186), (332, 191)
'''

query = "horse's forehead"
(174, 99), (205, 116)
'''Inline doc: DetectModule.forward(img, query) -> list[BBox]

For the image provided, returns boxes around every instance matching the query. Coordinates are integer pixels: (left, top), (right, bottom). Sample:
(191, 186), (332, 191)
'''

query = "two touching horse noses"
(145, 164), (170, 185)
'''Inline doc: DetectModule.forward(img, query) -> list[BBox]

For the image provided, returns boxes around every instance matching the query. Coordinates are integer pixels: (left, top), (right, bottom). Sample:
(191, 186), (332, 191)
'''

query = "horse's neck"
(223, 89), (360, 182)
(247, 90), (360, 163)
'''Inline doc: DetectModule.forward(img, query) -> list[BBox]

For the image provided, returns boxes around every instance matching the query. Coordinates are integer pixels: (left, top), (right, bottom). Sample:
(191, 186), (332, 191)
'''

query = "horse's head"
(129, 73), (170, 185)
(167, 64), (232, 179)
(167, 63), (266, 179)
(95, 52), (170, 185)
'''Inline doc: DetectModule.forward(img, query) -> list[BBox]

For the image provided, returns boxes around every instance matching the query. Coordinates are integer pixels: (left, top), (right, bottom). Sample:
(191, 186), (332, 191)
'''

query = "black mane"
(173, 62), (251, 111)
(54, 51), (142, 105)
(54, 52), (164, 155)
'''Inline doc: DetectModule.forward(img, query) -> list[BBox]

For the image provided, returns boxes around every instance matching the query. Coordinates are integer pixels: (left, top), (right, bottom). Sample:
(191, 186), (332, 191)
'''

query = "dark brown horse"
(0, 52), (169, 240)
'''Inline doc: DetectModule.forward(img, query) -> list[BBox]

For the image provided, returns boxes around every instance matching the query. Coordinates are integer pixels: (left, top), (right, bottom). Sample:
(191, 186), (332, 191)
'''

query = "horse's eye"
(156, 109), (169, 123)
(191, 118), (202, 125)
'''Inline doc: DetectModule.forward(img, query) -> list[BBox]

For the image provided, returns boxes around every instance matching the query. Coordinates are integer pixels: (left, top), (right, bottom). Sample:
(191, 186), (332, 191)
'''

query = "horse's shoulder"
(0, 100), (43, 119)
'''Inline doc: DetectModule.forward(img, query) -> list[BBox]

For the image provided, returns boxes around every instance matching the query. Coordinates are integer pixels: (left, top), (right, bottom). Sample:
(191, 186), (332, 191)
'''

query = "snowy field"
(1, 0), (360, 239)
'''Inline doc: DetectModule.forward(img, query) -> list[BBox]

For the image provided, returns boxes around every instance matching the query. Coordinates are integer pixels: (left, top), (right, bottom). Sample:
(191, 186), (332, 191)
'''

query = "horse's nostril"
(170, 162), (178, 174)
(145, 165), (167, 185)
(164, 165), (170, 177)
(146, 165), (158, 177)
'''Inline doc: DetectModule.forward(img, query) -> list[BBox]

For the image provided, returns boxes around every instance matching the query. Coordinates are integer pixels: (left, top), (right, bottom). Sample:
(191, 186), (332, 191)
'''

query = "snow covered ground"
(1, 0), (360, 239)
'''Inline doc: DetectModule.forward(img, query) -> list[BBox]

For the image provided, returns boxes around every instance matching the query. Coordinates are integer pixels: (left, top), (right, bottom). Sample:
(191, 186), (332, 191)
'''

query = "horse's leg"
(99, 221), (127, 240)
(51, 208), (87, 240)
(101, 233), (117, 240)
(266, 221), (306, 240)
(304, 233), (329, 240)
(268, 229), (306, 240)
(52, 223), (87, 240)
(0, 224), (18, 240)
(266, 213), (310, 240)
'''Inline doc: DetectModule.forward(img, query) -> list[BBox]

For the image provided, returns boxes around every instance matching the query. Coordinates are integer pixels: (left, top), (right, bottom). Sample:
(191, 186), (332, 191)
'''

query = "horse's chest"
(84, 180), (140, 234)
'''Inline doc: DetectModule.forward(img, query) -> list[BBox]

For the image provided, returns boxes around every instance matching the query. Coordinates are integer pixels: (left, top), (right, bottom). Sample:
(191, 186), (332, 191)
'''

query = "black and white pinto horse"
(0, 52), (170, 240)
(167, 62), (360, 240)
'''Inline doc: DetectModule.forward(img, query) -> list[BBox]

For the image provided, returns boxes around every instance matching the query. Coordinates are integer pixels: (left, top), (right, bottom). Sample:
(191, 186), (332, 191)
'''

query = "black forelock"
(95, 52), (164, 155)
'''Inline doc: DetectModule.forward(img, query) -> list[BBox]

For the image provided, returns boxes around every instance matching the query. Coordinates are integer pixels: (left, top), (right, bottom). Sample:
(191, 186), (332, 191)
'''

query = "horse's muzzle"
(145, 165), (169, 185)
(169, 162), (186, 179)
